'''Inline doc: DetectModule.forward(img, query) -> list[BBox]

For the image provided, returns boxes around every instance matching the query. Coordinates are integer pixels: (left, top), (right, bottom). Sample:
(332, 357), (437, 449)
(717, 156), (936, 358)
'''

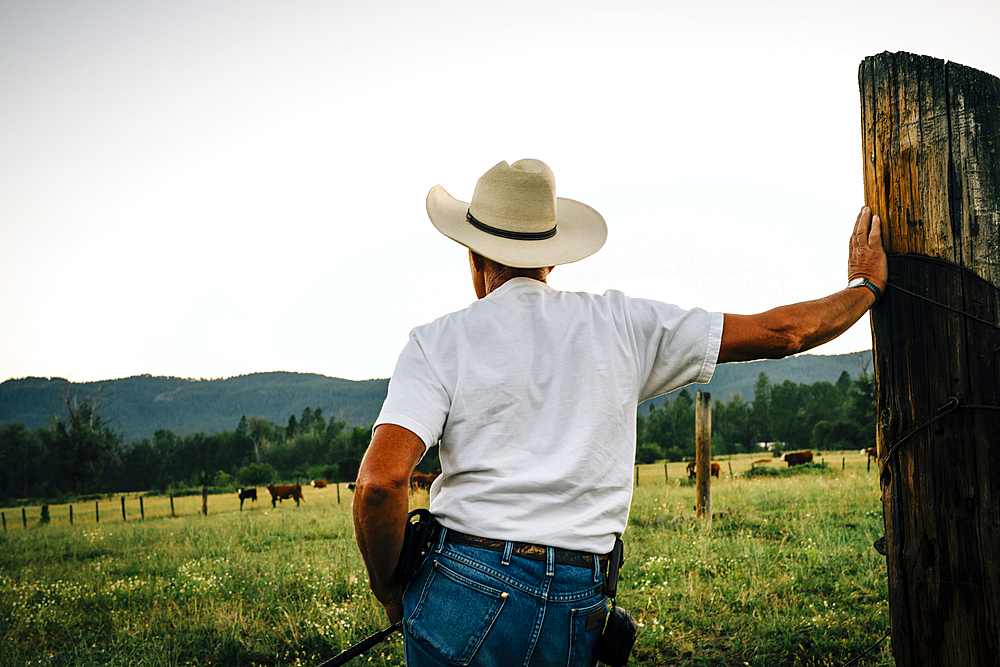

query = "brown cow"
(861, 447), (877, 462)
(410, 471), (440, 491)
(311, 479), (327, 488)
(686, 461), (721, 479)
(266, 484), (305, 507)
(780, 450), (814, 467)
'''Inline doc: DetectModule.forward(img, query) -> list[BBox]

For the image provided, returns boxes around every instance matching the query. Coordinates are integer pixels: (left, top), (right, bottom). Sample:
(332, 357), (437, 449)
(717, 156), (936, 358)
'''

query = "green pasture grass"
(1, 454), (891, 666)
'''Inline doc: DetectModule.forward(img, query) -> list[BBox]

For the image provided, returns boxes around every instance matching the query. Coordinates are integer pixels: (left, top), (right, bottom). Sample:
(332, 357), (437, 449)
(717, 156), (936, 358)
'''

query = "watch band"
(847, 277), (882, 303)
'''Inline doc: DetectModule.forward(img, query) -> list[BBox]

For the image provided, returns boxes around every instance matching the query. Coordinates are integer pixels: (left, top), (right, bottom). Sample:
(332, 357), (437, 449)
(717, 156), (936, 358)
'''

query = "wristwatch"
(847, 277), (882, 303)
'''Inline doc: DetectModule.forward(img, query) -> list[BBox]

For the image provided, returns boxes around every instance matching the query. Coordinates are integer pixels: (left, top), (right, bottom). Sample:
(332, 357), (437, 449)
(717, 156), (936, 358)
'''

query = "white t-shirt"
(375, 277), (723, 554)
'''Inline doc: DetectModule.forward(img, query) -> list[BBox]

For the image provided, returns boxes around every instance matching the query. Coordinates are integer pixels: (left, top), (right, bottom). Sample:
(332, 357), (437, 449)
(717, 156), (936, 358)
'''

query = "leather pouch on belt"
(394, 508), (439, 585)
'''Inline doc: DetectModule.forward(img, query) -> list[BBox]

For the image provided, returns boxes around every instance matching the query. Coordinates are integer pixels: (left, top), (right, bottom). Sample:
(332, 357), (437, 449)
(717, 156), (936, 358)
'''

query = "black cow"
(237, 488), (257, 511)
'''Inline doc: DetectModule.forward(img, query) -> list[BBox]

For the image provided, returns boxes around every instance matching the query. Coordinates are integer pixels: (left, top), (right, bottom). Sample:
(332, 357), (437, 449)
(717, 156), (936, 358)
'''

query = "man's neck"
(484, 272), (547, 295)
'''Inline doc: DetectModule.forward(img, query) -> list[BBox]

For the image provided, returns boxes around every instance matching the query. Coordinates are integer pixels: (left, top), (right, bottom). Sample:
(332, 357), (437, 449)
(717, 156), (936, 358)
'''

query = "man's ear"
(470, 251), (486, 272)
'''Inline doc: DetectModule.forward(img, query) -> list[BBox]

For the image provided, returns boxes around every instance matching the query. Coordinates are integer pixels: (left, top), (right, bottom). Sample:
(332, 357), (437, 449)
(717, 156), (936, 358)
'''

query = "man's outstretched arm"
(353, 424), (425, 623)
(719, 206), (887, 363)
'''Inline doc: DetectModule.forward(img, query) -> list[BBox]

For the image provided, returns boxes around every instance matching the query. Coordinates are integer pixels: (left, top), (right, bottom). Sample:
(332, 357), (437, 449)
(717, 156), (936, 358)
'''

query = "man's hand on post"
(847, 206), (888, 296)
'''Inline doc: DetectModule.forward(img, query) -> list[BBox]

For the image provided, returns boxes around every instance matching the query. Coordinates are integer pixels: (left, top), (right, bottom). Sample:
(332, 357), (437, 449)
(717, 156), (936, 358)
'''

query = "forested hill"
(0, 372), (389, 443)
(639, 349), (874, 412)
(1, 350), (872, 442)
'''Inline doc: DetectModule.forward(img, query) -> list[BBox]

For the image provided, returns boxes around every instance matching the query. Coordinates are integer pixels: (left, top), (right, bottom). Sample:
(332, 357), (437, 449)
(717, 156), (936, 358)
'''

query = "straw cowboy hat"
(426, 159), (607, 268)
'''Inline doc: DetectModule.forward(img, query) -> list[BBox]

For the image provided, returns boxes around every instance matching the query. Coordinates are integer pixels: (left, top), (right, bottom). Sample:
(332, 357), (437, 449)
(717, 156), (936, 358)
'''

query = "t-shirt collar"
(485, 276), (552, 299)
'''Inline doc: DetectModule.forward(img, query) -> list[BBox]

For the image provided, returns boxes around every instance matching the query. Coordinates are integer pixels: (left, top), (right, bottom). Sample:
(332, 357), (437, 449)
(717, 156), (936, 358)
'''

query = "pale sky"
(2, 0), (998, 384)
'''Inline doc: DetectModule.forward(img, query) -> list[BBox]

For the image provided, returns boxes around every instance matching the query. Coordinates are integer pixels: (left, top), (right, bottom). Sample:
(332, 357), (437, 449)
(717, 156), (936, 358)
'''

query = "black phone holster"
(595, 537), (638, 667)
(394, 509), (440, 585)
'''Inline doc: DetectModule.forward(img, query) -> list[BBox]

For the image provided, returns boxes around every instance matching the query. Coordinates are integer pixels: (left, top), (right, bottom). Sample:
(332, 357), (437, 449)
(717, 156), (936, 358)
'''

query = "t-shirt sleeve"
(626, 296), (724, 403)
(373, 332), (451, 451)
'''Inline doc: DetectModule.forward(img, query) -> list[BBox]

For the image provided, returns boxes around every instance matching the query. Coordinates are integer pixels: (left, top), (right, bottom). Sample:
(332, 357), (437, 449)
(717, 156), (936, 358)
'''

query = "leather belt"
(444, 529), (609, 572)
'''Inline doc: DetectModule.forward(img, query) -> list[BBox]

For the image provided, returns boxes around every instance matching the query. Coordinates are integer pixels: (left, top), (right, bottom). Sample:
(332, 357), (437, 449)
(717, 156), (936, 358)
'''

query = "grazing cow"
(266, 484), (305, 507)
(686, 461), (721, 479)
(311, 479), (327, 489)
(410, 471), (440, 491)
(237, 488), (257, 511)
(752, 459), (772, 467)
(861, 447), (877, 461)
(347, 483), (356, 491)
(780, 450), (814, 467)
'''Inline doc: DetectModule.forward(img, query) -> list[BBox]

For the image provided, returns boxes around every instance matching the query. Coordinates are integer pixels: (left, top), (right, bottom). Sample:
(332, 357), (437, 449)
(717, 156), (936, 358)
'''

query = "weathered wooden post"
(860, 51), (1000, 667)
(139, 496), (144, 520)
(69, 505), (73, 525)
(120, 496), (126, 521)
(695, 391), (712, 518)
(1, 512), (5, 531)
(95, 500), (99, 523)
(22, 508), (27, 529)
(170, 494), (175, 518)
(336, 482), (341, 504)
(202, 487), (208, 516)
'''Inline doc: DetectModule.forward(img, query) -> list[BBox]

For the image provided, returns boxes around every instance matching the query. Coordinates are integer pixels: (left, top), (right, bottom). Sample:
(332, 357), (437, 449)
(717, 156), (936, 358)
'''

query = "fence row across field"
(1, 481), (355, 530)
(3, 453), (877, 531)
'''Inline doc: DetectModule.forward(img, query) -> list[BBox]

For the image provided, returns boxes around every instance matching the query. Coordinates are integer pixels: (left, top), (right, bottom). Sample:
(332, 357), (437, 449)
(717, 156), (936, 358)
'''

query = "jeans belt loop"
(434, 525), (448, 554)
(592, 554), (601, 584)
(501, 541), (514, 566)
(545, 546), (556, 577)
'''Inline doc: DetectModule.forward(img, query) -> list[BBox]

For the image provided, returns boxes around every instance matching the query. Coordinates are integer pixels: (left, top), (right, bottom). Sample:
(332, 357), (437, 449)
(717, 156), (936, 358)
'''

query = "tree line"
(0, 393), (409, 504)
(0, 369), (873, 502)
(636, 370), (875, 464)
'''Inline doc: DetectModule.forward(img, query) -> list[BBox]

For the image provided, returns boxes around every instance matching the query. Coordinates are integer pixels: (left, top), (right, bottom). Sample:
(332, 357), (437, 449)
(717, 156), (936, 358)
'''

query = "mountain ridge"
(1, 350), (873, 442)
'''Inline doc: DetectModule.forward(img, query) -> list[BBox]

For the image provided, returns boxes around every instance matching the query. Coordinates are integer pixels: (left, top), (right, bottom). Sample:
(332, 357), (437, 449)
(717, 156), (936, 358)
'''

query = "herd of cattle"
(685, 450), (816, 480)
(236, 480), (329, 510)
(238, 450), (872, 510)
(236, 473), (443, 511)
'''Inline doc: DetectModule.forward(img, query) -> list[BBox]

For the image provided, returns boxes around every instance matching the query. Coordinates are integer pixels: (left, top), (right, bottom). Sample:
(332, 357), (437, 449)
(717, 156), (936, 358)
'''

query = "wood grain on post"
(695, 391), (712, 519)
(860, 51), (1000, 667)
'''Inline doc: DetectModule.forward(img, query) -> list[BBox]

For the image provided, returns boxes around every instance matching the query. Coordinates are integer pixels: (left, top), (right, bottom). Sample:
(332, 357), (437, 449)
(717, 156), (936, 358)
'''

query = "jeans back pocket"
(406, 560), (508, 665)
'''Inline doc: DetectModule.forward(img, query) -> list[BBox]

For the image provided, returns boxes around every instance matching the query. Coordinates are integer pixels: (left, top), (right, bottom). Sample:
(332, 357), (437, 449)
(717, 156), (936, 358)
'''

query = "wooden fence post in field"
(121, 496), (126, 521)
(695, 391), (712, 519)
(170, 495), (175, 518)
(2, 512), (6, 531)
(664, 463), (669, 483)
(95, 500), (99, 524)
(69, 505), (73, 525)
(139, 497), (144, 520)
(860, 51), (1000, 667)
(336, 483), (341, 504)
(22, 508), (27, 529)
(202, 487), (208, 516)
(634, 465), (639, 487)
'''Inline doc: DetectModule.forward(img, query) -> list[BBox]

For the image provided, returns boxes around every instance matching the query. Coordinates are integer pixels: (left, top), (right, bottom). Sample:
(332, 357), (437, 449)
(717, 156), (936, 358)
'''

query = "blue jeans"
(402, 527), (608, 667)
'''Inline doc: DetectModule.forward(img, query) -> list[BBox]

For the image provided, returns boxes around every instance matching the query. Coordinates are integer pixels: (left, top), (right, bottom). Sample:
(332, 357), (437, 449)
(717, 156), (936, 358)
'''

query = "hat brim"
(426, 185), (608, 268)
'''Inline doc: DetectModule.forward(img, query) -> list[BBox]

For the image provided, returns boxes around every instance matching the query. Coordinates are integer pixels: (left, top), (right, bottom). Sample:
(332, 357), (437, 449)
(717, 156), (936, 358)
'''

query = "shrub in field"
(237, 462), (277, 486)
(743, 466), (779, 478)
(308, 463), (339, 481)
(636, 441), (662, 464)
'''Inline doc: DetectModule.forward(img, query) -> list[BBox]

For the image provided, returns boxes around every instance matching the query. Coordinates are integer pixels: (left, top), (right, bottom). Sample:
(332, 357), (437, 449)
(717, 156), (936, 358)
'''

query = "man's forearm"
(721, 286), (876, 363)
(353, 478), (409, 604)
